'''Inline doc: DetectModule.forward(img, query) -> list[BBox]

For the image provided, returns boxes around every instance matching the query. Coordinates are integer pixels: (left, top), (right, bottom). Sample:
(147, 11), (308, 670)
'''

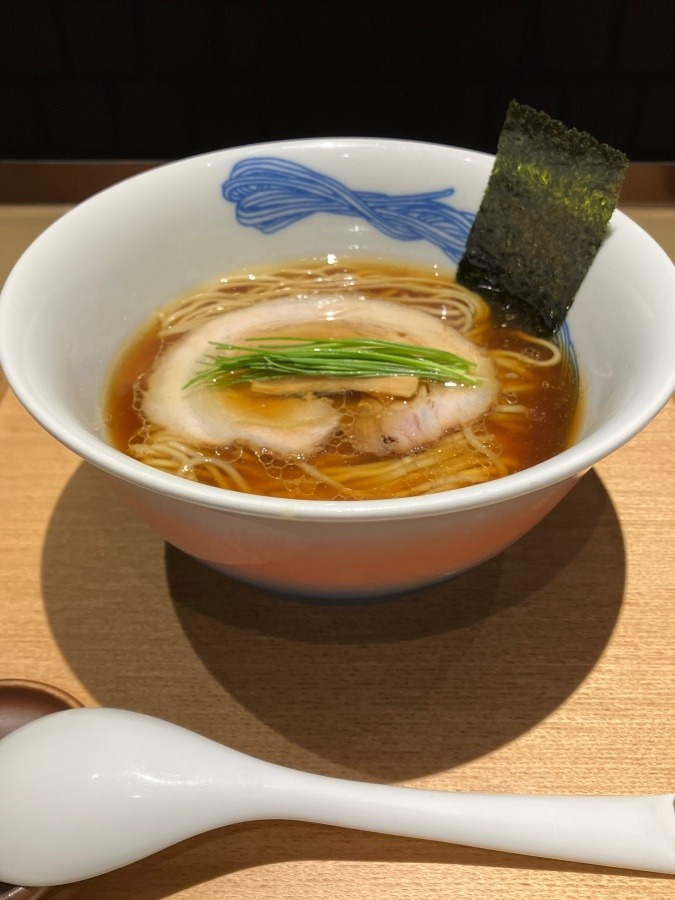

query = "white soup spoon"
(0, 708), (673, 886)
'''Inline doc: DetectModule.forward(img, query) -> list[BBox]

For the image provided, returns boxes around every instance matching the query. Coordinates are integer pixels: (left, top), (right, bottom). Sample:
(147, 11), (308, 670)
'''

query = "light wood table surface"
(0, 205), (673, 899)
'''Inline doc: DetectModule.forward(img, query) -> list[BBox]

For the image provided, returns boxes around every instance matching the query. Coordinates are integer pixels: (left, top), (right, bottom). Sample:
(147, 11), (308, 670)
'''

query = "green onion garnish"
(185, 337), (479, 390)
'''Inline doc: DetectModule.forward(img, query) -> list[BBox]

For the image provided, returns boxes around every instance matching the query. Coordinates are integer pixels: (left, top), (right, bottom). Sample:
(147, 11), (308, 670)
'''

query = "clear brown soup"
(104, 259), (582, 501)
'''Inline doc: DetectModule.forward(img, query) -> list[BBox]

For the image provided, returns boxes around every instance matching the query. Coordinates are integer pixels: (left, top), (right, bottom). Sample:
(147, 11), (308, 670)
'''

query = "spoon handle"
(254, 766), (675, 874)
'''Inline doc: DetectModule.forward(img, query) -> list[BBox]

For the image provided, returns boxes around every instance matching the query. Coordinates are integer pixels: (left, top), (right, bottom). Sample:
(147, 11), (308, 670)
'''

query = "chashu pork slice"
(344, 312), (499, 456)
(142, 293), (499, 458)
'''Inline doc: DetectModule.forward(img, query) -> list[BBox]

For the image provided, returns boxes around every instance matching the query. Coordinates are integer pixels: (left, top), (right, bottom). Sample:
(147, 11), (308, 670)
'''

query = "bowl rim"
(2, 137), (675, 523)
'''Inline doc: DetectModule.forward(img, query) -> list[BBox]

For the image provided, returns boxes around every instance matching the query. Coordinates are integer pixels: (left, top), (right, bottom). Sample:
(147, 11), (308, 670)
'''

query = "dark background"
(1, 0), (674, 163)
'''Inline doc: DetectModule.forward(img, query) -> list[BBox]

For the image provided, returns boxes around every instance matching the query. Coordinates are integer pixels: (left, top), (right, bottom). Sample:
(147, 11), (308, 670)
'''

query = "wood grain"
(0, 205), (673, 899)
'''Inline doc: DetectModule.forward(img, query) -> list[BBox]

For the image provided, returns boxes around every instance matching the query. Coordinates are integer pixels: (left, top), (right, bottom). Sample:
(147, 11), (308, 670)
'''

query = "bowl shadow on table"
(42, 462), (625, 787)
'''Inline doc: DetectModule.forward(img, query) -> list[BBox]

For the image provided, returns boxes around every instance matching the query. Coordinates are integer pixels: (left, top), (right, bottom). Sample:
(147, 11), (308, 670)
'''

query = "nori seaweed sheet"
(457, 101), (629, 335)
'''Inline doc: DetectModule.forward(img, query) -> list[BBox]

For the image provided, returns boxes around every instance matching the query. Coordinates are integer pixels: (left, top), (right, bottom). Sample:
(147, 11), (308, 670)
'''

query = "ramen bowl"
(1, 139), (674, 599)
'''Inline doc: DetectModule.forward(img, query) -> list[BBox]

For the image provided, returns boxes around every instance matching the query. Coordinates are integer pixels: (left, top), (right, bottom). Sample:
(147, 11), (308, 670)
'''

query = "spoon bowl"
(0, 680), (82, 900)
(0, 706), (674, 887)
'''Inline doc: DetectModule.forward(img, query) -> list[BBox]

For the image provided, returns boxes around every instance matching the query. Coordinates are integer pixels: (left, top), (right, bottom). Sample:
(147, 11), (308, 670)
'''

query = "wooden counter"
(0, 205), (673, 899)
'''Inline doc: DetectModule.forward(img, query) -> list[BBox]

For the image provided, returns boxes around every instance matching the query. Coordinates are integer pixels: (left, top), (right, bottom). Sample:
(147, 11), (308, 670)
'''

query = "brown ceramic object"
(0, 680), (83, 900)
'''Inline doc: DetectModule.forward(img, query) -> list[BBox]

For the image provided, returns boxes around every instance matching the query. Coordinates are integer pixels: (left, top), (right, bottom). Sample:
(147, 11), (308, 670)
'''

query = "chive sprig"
(186, 337), (478, 390)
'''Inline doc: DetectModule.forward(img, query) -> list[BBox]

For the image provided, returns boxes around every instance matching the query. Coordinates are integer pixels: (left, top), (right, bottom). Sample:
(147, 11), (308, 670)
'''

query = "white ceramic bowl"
(1, 139), (674, 599)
